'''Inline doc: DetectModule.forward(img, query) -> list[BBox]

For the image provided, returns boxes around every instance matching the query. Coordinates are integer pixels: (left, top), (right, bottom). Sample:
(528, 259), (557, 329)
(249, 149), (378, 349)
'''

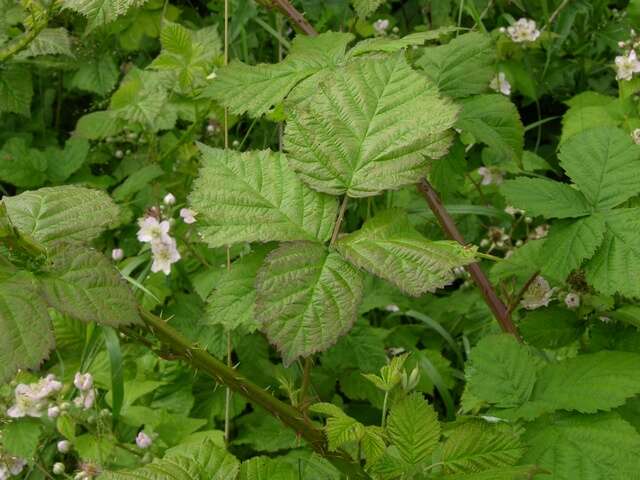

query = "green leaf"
(519, 307), (583, 349)
(75, 111), (121, 139)
(239, 457), (297, 480)
(361, 426), (386, 463)
(439, 466), (543, 480)
(559, 127), (640, 210)
(0, 137), (48, 188)
(4, 186), (119, 245)
(560, 93), (622, 144)
(336, 209), (477, 296)
(415, 32), (495, 98)
(285, 53), (458, 197)
(70, 53), (120, 96)
(499, 178), (592, 219)
(325, 415), (366, 451)
(190, 440), (240, 479)
(585, 208), (640, 298)
(521, 413), (640, 480)
(40, 244), (140, 327)
(205, 248), (270, 333)
(0, 271), (54, 383)
(466, 334), (537, 408)
(456, 94), (524, 162)
(233, 410), (300, 452)
(47, 137), (90, 183)
(441, 420), (524, 474)
(204, 32), (353, 117)
(112, 164), (164, 201)
(387, 393), (440, 466)
(62, 0), (149, 32)
(190, 146), (337, 247)
(351, 0), (385, 18)
(18, 28), (73, 58)
(255, 242), (363, 366)
(0, 65), (32, 116)
(348, 29), (457, 57)
(101, 454), (203, 479)
(539, 214), (606, 281)
(3, 419), (42, 459)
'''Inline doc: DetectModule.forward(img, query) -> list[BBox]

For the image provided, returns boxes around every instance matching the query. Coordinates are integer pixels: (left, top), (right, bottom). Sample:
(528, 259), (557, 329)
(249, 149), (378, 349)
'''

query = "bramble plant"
(1, 0), (640, 479)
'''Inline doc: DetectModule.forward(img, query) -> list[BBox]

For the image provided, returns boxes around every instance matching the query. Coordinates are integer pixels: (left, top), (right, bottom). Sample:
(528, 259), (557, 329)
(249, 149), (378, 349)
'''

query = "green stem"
(476, 252), (503, 262)
(381, 390), (389, 428)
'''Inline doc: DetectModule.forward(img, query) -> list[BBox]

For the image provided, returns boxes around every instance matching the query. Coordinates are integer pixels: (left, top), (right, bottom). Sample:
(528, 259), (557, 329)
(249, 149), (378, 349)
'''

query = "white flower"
(564, 292), (580, 309)
(74, 372), (93, 392)
(373, 18), (390, 35)
(111, 248), (124, 261)
(179, 208), (197, 224)
(7, 375), (62, 418)
(529, 224), (549, 240)
(163, 193), (176, 206)
(48, 405), (61, 418)
(384, 304), (400, 312)
(136, 431), (153, 449)
(0, 465), (7, 480)
(504, 205), (524, 216)
(615, 50), (640, 81)
(506, 18), (540, 43)
(490, 72), (511, 96)
(74, 388), (96, 410)
(53, 463), (66, 475)
(151, 238), (181, 275)
(599, 316), (612, 323)
(137, 217), (171, 244)
(632, 128), (640, 145)
(477, 167), (504, 186)
(57, 440), (71, 453)
(521, 276), (555, 310)
(3, 457), (26, 477)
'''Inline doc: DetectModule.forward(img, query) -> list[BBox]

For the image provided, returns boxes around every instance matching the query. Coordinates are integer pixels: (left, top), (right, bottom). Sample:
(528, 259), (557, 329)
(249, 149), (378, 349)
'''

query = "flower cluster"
(373, 19), (389, 35)
(490, 72), (511, 96)
(7, 374), (62, 418)
(501, 18), (540, 43)
(0, 454), (26, 480)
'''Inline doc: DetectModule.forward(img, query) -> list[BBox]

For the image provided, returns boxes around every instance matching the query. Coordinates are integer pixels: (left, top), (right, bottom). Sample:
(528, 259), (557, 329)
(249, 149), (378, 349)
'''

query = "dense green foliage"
(1, 0), (640, 479)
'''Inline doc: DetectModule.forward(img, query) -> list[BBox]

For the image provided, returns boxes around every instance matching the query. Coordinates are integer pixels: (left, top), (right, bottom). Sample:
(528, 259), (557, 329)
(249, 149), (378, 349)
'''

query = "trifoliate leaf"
(499, 178), (592, 219)
(3, 186), (119, 245)
(40, 244), (140, 327)
(62, 0), (149, 32)
(387, 393), (440, 466)
(521, 413), (640, 480)
(456, 94), (524, 163)
(441, 420), (524, 474)
(540, 214), (606, 280)
(415, 32), (495, 98)
(204, 32), (353, 117)
(585, 208), (640, 298)
(558, 127), (640, 210)
(0, 271), (54, 383)
(255, 242), (363, 366)
(466, 334), (537, 408)
(205, 248), (270, 333)
(0, 65), (32, 116)
(190, 146), (337, 247)
(336, 209), (477, 296)
(239, 457), (297, 480)
(285, 53), (458, 197)
(519, 307), (583, 349)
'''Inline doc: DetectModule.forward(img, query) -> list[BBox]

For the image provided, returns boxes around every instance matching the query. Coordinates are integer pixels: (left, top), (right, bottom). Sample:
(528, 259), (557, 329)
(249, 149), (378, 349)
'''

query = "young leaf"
(415, 32), (495, 98)
(0, 271), (54, 383)
(189, 146), (337, 247)
(441, 420), (524, 474)
(3, 186), (119, 246)
(285, 53), (458, 197)
(336, 209), (477, 296)
(255, 242), (363, 366)
(204, 32), (354, 117)
(456, 94), (524, 163)
(239, 457), (297, 480)
(361, 426), (386, 463)
(40, 244), (140, 327)
(466, 334), (537, 408)
(559, 127), (640, 210)
(499, 178), (592, 219)
(387, 393), (440, 466)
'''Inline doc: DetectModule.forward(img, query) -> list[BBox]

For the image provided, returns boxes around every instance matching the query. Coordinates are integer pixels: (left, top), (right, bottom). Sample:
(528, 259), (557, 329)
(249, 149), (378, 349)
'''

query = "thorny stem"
(256, 0), (318, 36)
(417, 179), (521, 341)
(330, 195), (349, 247)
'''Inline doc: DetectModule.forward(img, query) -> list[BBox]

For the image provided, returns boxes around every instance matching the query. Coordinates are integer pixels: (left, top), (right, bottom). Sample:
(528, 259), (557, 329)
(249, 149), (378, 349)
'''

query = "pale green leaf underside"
(40, 244), (140, 327)
(559, 127), (640, 210)
(255, 242), (363, 366)
(205, 248), (269, 333)
(466, 334), (537, 408)
(500, 178), (592, 219)
(325, 415), (365, 451)
(521, 413), (640, 480)
(540, 214), (605, 281)
(190, 146), (337, 248)
(0, 272), (54, 383)
(585, 208), (640, 298)
(387, 393), (440, 466)
(239, 457), (297, 480)
(442, 421), (524, 474)
(415, 32), (495, 99)
(336, 209), (477, 296)
(456, 94), (524, 162)
(347, 28), (458, 58)
(204, 32), (354, 117)
(285, 53), (458, 197)
(4, 186), (119, 246)
(62, 0), (149, 31)
(18, 28), (74, 58)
